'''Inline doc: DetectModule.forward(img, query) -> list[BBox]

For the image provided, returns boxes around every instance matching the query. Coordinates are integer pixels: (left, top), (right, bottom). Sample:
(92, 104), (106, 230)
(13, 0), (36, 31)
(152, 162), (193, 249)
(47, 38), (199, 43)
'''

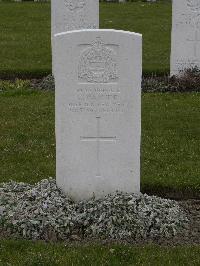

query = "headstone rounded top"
(55, 29), (142, 38)
(54, 29), (142, 201)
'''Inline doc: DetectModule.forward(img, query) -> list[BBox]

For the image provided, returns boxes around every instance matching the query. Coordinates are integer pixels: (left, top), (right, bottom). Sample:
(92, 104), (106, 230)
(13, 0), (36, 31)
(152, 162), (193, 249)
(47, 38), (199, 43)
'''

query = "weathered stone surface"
(51, 0), (99, 34)
(171, 0), (200, 75)
(54, 30), (142, 201)
(51, 0), (99, 72)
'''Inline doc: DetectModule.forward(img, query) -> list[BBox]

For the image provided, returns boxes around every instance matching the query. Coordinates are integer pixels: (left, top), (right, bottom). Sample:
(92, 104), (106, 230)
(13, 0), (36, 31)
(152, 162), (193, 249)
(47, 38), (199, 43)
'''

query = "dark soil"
(144, 199), (200, 246)
(1, 199), (199, 246)
(177, 200), (200, 245)
(28, 69), (200, 93)
(54, 199), (200, 247)
(70, 199), (200, 246)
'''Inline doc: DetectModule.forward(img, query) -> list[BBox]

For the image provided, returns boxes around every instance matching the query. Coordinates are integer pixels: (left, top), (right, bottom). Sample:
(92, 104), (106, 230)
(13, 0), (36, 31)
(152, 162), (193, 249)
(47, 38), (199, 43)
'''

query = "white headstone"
(54, 30), (142, 201)
(51, 0), (99, 72)
(171, 0), (200, 75)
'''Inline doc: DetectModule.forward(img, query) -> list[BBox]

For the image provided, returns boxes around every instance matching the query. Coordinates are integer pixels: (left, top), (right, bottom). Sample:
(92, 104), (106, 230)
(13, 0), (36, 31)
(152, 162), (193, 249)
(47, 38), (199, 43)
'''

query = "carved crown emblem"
(191, 13), (200, 28)
(78, 37), (118, 83)
(187, 0), (200, 11)
(65, 0), (85, 11)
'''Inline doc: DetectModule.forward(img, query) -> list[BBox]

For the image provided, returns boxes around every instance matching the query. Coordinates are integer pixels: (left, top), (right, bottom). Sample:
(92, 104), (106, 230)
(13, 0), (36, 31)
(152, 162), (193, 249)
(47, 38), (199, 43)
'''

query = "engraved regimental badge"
(187, 0), (200, 11)
(65, 0), (86, 11)
(78, 37), (118, 83)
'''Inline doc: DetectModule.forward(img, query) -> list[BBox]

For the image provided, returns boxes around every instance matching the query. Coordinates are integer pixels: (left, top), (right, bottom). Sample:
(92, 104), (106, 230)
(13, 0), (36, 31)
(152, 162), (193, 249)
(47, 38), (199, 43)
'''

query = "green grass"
(0, 2), (51, 78)
(0, 240), (199, 266)
(0, 2), (171, 78)
(0, 85), (55, 184)
(142, 93), (200, 198)
(100, 2), (171, 75)
(0, 1), (199, 261)
(0, 84), (199, 198)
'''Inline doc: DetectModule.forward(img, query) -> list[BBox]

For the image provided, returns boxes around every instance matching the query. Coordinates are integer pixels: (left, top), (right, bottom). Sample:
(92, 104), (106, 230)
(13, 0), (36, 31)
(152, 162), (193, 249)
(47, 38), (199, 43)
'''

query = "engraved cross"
(80, 117), (117, 177)
(187, 30), (200, 57)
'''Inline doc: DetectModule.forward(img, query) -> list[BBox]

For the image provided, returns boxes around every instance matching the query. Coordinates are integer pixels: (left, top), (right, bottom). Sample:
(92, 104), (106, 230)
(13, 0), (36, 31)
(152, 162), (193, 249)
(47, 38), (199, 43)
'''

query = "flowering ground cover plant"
(0, 178), (189, 241)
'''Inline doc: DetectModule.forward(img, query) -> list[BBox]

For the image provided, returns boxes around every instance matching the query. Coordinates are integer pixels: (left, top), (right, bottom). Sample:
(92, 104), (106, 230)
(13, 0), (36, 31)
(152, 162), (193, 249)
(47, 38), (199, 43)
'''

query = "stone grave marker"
(51, 0), (99, 72)
(54, 30), (142, 201)
(171, 0), (200, 75)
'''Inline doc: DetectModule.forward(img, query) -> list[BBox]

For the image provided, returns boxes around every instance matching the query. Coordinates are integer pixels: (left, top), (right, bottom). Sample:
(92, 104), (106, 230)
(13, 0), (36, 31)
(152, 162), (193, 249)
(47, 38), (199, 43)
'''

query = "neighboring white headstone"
(51, 0), (99, 34)
(54, 29), (142, 201)
(51, 0), (99, 72)
(171, 0), (200, 75)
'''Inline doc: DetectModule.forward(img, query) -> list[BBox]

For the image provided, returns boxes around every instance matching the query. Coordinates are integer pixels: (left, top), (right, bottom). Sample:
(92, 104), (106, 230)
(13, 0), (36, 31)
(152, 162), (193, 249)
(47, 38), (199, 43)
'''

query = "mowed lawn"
(0, 240), (200, 266)
(0, 2), (171, 78)
(0, 85), (199, 198)
(0, 2), (199, 264)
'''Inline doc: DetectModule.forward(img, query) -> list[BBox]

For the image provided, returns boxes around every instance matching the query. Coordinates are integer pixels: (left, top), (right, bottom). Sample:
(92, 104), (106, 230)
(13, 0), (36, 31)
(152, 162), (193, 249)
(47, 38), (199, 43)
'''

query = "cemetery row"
(0, 0), (199, 246)
(1, 1), (199, 76)
(51, 0), (200, 200)
(52, 0), (140, 200)
(51, 0), (200, 76)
